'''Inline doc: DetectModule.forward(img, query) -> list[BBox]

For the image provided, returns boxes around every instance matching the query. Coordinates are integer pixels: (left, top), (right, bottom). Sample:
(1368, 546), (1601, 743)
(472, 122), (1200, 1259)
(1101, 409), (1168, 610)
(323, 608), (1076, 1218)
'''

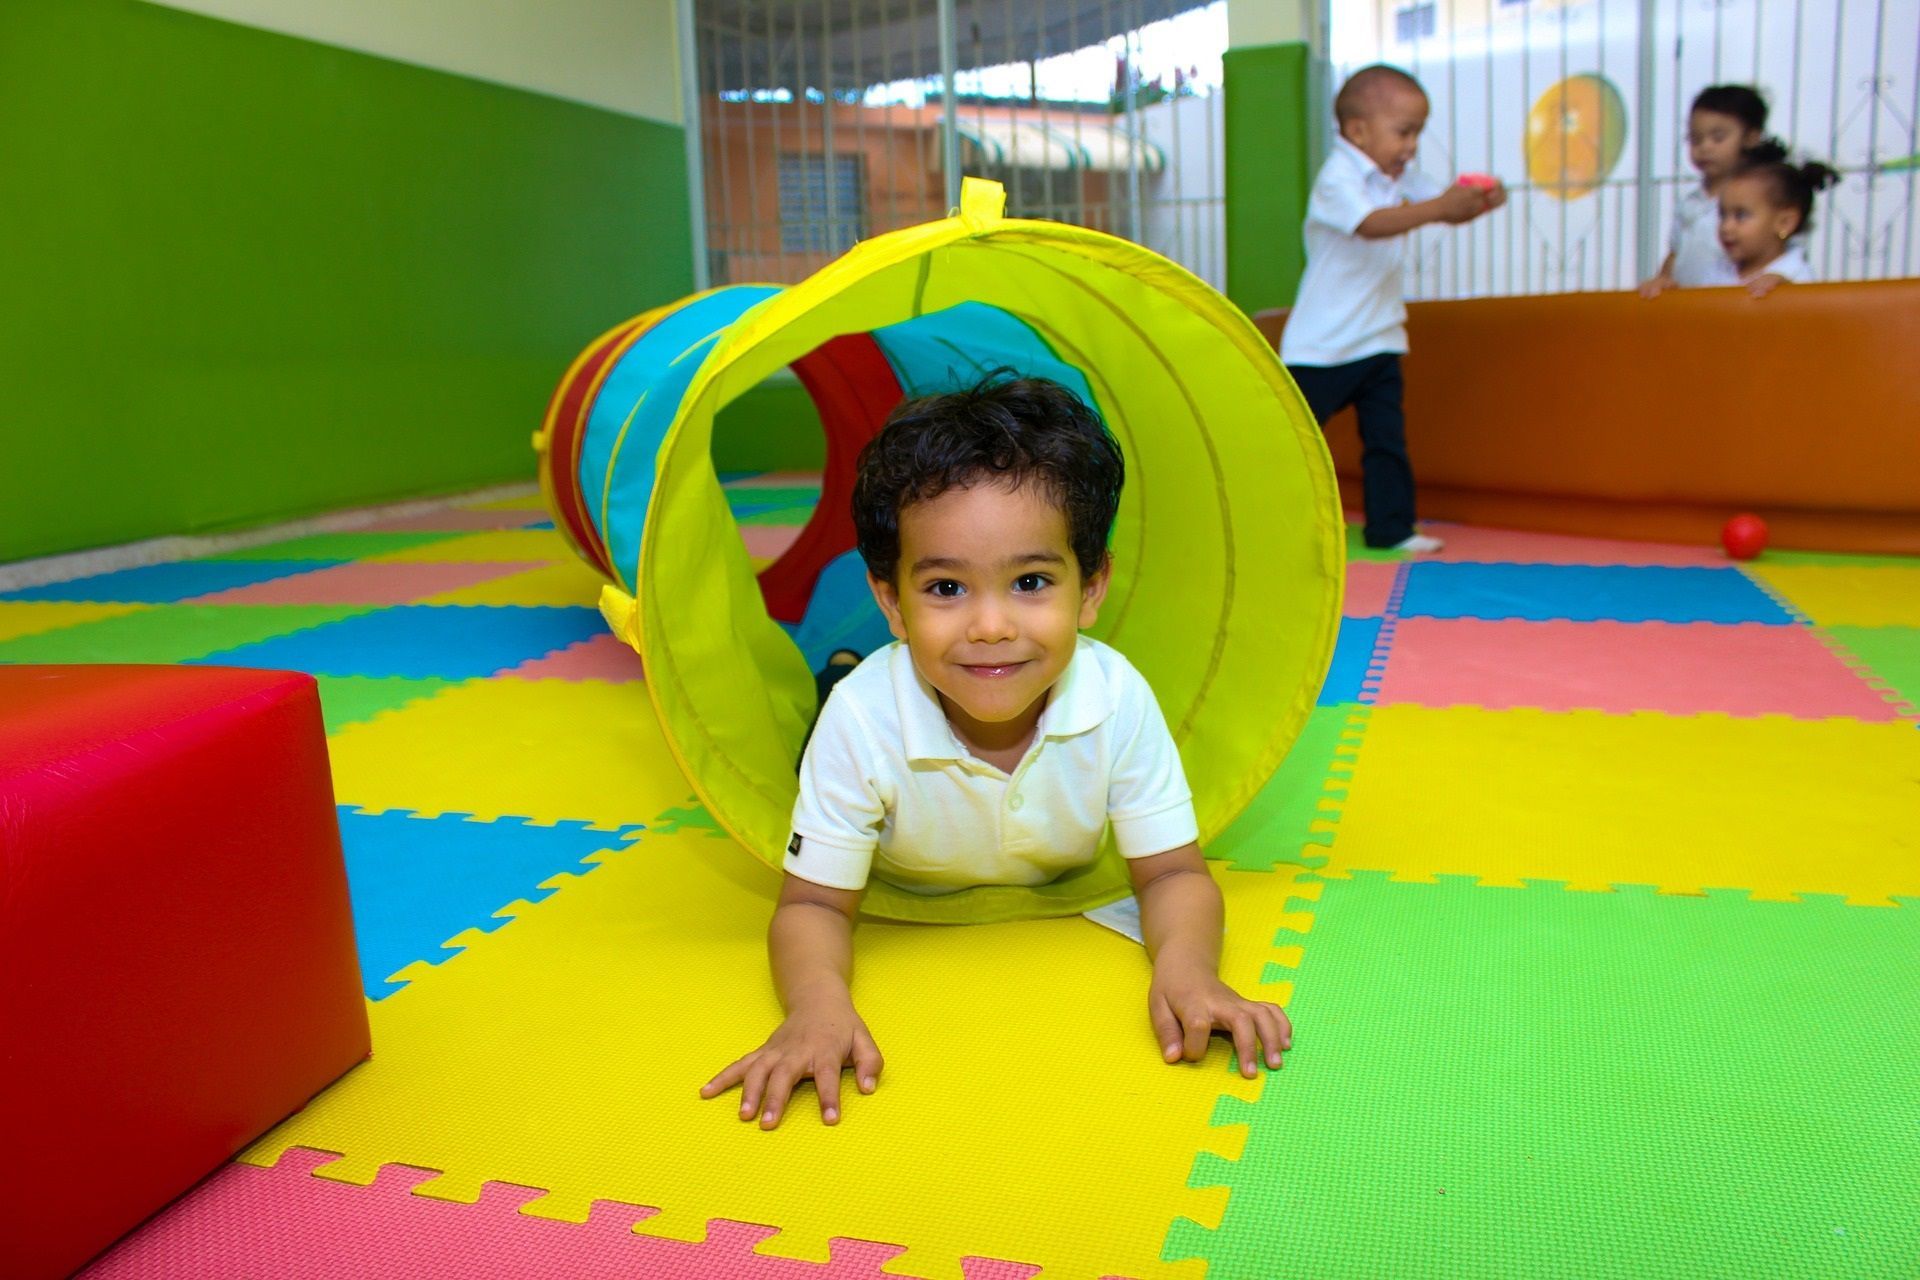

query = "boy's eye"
(1013, 573), (1051, 593)
(926, 579), (965, 598)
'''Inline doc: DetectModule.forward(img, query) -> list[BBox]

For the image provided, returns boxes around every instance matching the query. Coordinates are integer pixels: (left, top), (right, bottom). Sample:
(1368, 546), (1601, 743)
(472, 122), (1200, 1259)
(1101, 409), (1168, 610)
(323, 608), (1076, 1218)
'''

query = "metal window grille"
(1329, 0), (1920, 298)
(690, 0), (1226, 292)
(1397, 4), (1439, 43)
(778, 152), (866, 253)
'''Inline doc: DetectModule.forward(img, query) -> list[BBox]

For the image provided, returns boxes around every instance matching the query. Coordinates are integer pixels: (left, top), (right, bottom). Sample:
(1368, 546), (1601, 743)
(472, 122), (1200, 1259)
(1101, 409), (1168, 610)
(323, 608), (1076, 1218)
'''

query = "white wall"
(141, 0), (683, 123)
(1227, 0), (1315, 49)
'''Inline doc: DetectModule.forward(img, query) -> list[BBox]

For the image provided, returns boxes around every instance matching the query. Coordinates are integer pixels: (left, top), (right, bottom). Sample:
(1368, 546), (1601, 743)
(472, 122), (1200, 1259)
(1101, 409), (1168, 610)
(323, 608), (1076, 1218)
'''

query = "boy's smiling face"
(1342, 80), (1429, 178)
(868, 479), (1108, 757)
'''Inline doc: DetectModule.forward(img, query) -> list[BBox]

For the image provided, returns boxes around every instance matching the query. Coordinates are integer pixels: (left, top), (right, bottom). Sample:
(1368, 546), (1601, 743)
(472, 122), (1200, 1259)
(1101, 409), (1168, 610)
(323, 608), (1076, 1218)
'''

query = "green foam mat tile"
(1345, 524), (1409, 563)
(735, 504), (821, 526)
(1164, 872), (1920, 1278)
(1822, 625), (1920, 716)
(315, 675), (457, 734)
(1206, 706), (1367, 873)
(0, 604), (370, 665)
(1758, 548), (1920, 569)
(212, 531), (468, 561)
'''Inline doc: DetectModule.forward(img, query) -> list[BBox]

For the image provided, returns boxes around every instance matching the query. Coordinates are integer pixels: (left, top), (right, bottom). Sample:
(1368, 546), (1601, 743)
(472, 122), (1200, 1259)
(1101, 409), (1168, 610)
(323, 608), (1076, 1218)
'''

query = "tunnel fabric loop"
(538, 178), (1344, 924)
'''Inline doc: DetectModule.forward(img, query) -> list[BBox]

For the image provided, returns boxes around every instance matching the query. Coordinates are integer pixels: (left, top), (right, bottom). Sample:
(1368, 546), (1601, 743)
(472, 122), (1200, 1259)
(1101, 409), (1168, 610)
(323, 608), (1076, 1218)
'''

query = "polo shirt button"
(1008, 793), (1024, 812)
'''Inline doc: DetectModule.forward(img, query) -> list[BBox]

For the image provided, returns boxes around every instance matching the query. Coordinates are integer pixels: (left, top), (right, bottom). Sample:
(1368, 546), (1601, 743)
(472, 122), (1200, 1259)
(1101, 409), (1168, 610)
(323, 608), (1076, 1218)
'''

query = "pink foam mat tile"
(360, 509), (549, 532)
(741, 524), (806, 561)
(185, 562), (547, 606)
(1343, 561), (1399, 617)
(80, 1149), (1055, 1280)
(1371, 617), (1902, 719)
(502, 632), (646, 682)
(1424, 524), (1730, 567)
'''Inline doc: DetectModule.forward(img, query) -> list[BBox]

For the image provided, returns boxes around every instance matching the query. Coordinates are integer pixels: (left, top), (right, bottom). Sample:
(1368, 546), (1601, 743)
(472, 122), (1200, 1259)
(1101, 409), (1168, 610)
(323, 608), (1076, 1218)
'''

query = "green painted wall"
(1224, 41), (1314, 315)
(0, 0), (693, 563)
(713, 377), (826, 474)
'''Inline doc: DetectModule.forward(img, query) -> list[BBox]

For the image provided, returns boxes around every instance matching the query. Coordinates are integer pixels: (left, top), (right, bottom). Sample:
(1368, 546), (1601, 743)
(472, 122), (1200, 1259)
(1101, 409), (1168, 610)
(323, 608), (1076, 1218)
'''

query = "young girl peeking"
(1715, 158), (1841, 297)
(1639, 84), (1787, 295)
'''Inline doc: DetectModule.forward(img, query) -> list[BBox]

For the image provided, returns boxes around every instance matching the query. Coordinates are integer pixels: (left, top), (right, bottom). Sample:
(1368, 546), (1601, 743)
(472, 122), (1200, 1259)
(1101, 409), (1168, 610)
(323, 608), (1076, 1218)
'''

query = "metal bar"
(1867, 0), (1887, 275)
(1558, 0), (1569, 293)
(1634, 0), (1660, 282)
(738, 8), (762, 285)
(765, 0), (786, 268)
(821, 0), (838, 255)
(677, 0), (710, 290)
(1123, 2), (1143, 245)
(939, 0), (960, 209)
(705, 15), (732, 285)
(1905, 12), (1919, 276)
(1827, 0), (1846, 279)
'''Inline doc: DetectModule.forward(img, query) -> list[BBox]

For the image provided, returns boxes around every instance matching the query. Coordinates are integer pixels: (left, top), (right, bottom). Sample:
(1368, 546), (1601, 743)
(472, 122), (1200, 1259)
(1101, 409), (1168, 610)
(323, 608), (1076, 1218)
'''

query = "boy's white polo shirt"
(785, 635), (1198, 896)
(1281, 135), (1443, 368)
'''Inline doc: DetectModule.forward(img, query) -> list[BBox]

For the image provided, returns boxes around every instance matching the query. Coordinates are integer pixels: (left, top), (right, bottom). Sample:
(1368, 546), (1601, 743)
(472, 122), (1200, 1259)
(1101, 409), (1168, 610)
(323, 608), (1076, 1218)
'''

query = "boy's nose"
(966, 599), (1018, 643)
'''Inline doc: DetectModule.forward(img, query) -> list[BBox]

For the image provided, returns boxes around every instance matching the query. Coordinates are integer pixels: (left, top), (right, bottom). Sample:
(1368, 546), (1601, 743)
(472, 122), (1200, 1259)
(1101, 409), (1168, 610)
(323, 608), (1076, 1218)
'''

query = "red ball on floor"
(1721, 513), (1769, 560)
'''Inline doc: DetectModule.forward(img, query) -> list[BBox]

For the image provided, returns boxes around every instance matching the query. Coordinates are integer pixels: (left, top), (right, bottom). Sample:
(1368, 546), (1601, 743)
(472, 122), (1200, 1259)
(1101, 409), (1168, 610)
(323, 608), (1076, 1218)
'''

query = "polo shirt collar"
(1333, 135), (1393, 187)
(889, 636), (1113, 763)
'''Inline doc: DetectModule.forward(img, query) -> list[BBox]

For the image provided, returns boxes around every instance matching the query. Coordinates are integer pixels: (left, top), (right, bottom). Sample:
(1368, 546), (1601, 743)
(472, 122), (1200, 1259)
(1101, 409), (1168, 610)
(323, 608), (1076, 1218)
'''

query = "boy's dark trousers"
(1286, 353), (1416, 548)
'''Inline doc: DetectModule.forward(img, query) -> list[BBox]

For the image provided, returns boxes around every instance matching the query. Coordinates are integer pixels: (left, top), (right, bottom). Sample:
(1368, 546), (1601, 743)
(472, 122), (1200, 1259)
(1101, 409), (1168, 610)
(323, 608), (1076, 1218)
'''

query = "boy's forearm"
(1355, 198), (1443, 239)
(1138, 866), (1225, 976)
(769, 899), (856, 1012)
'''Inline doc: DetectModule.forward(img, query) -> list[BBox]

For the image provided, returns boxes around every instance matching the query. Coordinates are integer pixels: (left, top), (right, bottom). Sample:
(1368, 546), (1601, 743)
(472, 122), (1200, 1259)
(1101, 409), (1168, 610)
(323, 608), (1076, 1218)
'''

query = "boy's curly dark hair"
(852, 373), (1124, 585)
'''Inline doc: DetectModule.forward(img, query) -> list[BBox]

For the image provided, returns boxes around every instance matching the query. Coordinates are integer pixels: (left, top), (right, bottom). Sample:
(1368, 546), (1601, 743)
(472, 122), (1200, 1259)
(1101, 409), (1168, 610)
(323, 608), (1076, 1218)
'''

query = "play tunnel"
(535, 179), (1344, 923)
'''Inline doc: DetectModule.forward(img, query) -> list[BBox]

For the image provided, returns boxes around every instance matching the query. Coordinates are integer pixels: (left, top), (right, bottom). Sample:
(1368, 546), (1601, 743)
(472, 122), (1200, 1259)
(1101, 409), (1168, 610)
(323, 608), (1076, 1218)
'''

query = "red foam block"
(0, 666), (370, 1280)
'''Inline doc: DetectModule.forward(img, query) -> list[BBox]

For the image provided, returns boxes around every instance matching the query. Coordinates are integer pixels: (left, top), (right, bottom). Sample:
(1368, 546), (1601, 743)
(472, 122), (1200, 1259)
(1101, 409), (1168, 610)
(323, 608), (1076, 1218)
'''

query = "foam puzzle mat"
(4, 485), (1912, 1278)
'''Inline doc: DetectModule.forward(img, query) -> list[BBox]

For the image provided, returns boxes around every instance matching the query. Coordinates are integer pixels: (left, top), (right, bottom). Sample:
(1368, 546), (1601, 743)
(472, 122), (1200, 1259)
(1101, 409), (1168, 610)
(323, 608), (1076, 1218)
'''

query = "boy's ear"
(868, 572), (909, 642)
(1077, 553), (1112, 630)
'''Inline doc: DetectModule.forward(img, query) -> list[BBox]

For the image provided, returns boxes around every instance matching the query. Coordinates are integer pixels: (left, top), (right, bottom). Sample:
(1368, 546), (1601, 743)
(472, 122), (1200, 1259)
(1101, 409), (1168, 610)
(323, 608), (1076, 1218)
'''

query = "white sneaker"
(1391, 533), (1446, 554)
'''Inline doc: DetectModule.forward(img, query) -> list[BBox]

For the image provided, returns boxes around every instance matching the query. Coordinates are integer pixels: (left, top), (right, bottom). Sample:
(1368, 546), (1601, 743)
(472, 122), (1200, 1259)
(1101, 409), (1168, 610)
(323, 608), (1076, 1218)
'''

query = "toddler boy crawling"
(701, 374), (1290, 1129)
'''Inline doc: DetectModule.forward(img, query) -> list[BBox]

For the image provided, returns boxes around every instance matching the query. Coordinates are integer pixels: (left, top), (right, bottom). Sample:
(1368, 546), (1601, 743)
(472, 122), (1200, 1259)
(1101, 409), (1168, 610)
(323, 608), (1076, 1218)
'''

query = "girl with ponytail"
(1716, 158), (1842, 296)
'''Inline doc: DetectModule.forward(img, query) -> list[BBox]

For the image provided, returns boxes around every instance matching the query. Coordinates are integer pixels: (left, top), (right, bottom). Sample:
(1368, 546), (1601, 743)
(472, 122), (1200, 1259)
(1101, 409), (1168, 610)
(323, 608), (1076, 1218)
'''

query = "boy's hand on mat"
(700, 1003), (883, 1130)
(1149, 966), (1291, 1079)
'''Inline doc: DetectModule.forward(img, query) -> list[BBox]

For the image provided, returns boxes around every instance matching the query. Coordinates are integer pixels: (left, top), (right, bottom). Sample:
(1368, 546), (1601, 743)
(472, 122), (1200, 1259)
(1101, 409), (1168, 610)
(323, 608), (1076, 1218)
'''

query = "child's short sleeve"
(1105, 664), (1200, 859)
(1306, 166), (1377, 237)
(786, 692), (886, 891)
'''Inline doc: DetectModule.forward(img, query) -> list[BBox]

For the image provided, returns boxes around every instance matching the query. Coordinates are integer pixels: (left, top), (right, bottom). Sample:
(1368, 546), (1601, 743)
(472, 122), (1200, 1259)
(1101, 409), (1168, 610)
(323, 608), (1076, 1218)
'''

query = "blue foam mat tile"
(2, 559), (341, 604)
(1397, 562), (1797, 624)
(336, 808), (643, 998)
(189, 604), (605, 679)
(1318, 616), (1384, 705)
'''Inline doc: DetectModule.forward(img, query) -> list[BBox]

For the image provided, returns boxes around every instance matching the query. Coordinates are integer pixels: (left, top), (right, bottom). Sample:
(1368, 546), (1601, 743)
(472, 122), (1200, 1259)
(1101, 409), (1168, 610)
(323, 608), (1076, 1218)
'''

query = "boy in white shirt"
(701, 376), (1290, 1128)
(1281, 64), (1504, 553)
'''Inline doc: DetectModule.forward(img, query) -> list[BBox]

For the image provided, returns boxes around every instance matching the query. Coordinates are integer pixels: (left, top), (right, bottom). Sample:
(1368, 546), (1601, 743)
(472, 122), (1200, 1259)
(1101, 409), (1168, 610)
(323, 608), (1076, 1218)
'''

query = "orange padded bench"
(1257, 280), (1920, 553)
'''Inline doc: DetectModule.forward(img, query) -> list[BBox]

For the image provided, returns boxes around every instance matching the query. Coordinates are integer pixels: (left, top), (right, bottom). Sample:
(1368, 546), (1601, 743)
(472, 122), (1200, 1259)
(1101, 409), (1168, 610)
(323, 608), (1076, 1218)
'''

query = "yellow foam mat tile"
(422, 559), (610, 607)
(326, 679), (690, 828)
(242, 833), (1310, 1279)
(368, 529), (573, 565)
(0, 601), (145, 643)
(1326, 705), (1920, 904)
(1748, 564), (1920, 627)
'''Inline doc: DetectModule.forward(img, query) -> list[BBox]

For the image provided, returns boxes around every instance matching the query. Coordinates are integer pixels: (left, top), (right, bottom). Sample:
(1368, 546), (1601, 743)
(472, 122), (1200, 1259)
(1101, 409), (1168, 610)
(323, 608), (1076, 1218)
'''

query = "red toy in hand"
(1721, 513), (1769, 560)
(1456, 173), (1499, 191)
